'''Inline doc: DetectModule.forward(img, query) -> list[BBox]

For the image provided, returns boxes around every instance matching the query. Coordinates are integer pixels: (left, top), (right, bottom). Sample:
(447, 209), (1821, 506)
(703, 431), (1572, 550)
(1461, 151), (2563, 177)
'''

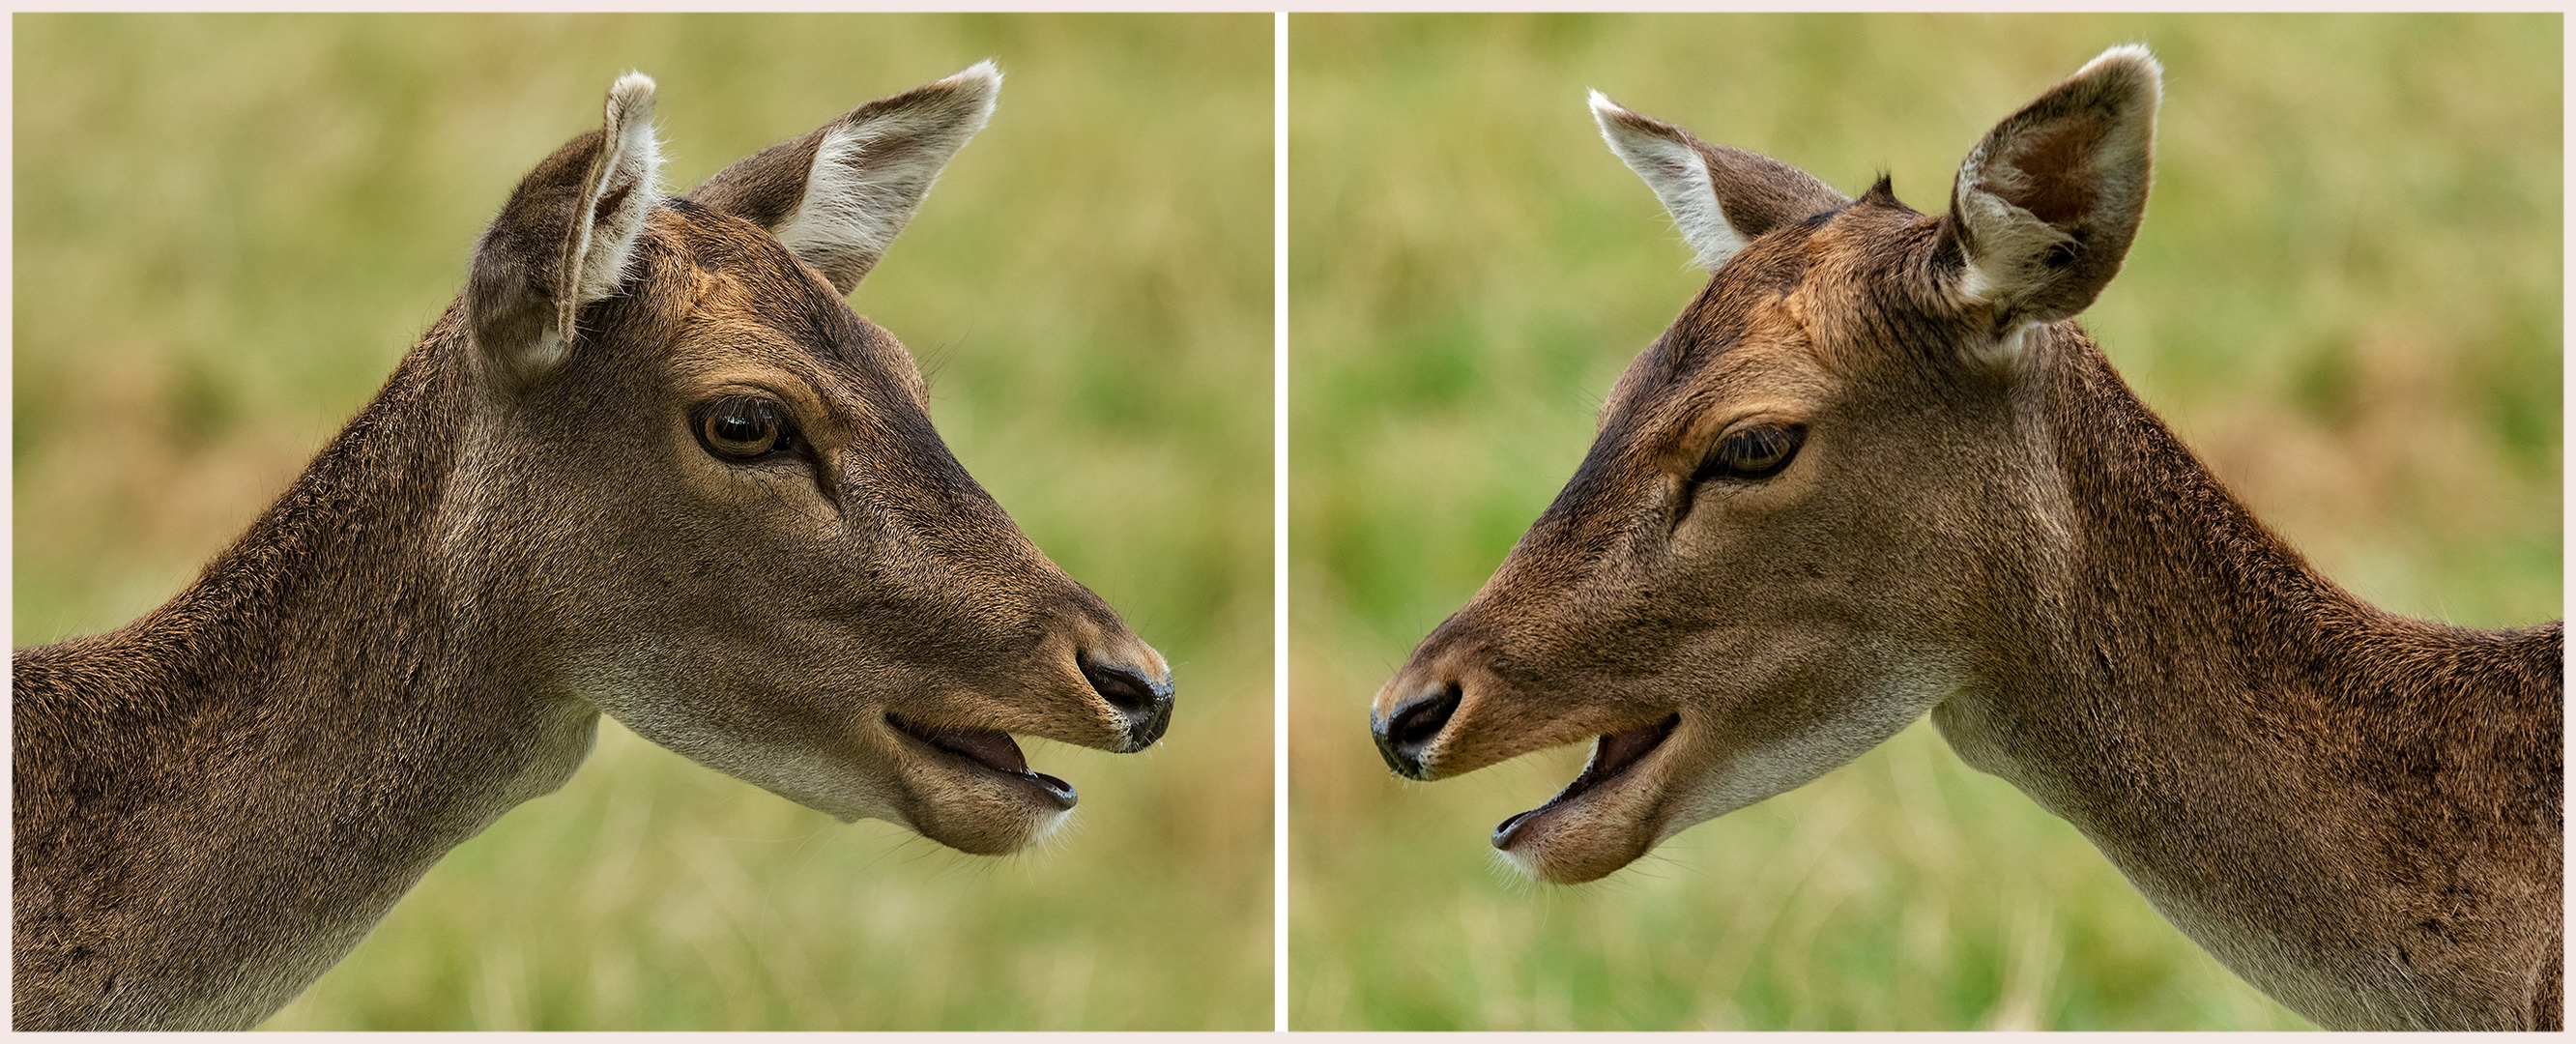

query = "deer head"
(1371, 47), (2161, 883)
(455, 65), (1172, 856)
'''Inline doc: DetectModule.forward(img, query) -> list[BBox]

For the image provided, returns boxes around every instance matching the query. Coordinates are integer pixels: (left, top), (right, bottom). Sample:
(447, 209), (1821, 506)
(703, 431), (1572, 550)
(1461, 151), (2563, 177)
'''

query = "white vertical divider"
(1270, 9), (1291, 1033)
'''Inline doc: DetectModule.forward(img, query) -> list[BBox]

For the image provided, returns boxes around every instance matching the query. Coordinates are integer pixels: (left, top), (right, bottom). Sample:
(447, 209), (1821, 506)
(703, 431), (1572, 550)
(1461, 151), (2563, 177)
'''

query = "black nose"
(1372, 681), (1461, 780)
(1082, 656), (1173, 752)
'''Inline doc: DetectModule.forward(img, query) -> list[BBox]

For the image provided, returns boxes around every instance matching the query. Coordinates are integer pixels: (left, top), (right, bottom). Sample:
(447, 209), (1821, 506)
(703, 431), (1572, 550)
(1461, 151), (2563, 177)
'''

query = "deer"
(1367, 45), (2561, 1031)
(12, 64), (1179, 1032)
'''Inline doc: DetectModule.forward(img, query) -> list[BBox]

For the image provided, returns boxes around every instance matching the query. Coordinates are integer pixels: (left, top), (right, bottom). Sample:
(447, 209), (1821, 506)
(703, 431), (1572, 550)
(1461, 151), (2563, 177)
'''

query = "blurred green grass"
(15, 14), (1271, 1030)
(1288, 14), (2558, 1030)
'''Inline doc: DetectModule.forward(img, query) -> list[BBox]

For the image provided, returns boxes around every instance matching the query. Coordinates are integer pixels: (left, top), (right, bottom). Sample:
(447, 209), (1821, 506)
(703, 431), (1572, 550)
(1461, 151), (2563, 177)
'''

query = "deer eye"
(693, 396), (793, 460)
(1693, 423), (1805, 482)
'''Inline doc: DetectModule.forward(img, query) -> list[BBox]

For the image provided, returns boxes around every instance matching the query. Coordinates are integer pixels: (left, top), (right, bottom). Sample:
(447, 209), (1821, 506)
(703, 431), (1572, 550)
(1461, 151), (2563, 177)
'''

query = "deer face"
(1373, 48), (2160, 883)
(454, 67), (1172, 856)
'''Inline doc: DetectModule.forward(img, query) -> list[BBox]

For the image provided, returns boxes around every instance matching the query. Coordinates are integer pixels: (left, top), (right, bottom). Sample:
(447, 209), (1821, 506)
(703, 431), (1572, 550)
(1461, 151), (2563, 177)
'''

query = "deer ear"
(466, 72), (663, 385)
(1941, 45), (2160, 336)
(1591, 92), (1849, 273)
(687, 62), (999, 295)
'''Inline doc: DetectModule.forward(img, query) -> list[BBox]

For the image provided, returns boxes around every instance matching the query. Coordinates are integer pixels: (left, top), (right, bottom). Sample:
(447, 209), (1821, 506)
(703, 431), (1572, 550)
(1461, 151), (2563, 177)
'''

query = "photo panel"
(16, 13), (1272, 1030)
(1288, 12), (2558, 1030)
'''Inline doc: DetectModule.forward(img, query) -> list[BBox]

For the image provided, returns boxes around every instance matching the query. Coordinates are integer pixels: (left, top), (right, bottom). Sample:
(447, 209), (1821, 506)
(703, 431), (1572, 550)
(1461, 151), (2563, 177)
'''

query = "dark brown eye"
(693, 396), (791, 460)
(1693, 423), (1806, 482)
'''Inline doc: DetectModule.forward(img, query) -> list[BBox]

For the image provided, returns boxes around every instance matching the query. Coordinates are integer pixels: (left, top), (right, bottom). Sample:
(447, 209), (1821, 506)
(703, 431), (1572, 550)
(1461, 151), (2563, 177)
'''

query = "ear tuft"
(688, 62), (1001, 294)
(1591, 90), (1850, 274)
(2077, 44), (2163, 91)
(1945, 44), (2160, 332)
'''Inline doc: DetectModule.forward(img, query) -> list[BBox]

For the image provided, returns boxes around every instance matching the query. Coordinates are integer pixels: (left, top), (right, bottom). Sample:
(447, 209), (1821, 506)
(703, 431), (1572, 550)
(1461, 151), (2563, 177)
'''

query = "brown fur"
(1374, 48), (2560, 1030)
(14, 70), (1172, 1030)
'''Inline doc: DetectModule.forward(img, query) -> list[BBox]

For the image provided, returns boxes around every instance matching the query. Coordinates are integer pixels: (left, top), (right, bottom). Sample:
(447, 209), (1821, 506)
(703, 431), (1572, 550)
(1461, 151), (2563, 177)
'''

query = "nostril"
(1081, 657), (1165, 713)
(1388, 681), (1462, 750)
(1081, 653), (1174, 751)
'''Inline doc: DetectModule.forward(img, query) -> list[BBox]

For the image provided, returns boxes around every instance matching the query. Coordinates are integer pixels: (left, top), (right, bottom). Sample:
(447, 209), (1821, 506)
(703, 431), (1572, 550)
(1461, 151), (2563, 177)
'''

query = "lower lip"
(1027, 771), (1078, 809)
(1491, 713), (1680, 850)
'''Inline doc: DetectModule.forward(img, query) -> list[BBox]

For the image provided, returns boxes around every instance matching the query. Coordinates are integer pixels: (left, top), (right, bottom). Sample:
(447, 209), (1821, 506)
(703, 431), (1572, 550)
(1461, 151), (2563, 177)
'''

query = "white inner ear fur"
(556, 72), (664, 356)
(1968, 320), (2034, 366)
(1952, 152), (2078, 310)
(778, 61), (1000, 284)
(1952, 166), (2070, 368)
(1954, 156), (2062, 365)
(1952, 44), (2161, 350)
(1591, 92), (1745, 273)
(533, 329), (570, 370)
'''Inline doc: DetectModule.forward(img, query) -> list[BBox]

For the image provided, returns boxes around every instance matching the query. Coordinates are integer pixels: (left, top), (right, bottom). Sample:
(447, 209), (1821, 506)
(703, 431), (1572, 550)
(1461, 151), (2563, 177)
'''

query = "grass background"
(14, 14), (1272, 1030)
(1288, 14), (2559, 1030)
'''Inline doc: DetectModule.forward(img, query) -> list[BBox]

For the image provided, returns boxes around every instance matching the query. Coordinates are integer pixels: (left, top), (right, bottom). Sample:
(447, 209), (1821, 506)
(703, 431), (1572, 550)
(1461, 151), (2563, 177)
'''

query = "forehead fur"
(636, 197), (930, 407)
(1602, 207), (1831, 428)
(1604, 188), (1953, 430)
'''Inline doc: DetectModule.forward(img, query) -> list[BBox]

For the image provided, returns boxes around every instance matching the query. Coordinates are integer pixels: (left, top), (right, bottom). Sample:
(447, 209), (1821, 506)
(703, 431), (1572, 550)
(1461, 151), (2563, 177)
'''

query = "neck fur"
(14, 311), (598, 1030)
(1930, 324), (2561, 1030)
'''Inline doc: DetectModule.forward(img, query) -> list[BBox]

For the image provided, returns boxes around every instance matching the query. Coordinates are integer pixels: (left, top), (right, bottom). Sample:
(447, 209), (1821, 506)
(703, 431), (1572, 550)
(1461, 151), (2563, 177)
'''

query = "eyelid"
(702, 375), (845, 444)
(1692, 421), (1806, 482)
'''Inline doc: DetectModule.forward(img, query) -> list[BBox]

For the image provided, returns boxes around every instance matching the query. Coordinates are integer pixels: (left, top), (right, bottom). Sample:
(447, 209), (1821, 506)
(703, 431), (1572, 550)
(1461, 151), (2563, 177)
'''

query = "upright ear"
(1590, 92), (1849, 273)
(687, 62), (1000, 295)
(1942, 45), (2160, 334)
(466, 72), (664, 385)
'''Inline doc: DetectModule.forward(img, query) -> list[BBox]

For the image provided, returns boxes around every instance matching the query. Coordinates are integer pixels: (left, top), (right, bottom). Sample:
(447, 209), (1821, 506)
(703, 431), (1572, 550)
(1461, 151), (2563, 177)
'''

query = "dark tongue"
(1592, 714), (1678, 778)
(914, 724), (1030, 775)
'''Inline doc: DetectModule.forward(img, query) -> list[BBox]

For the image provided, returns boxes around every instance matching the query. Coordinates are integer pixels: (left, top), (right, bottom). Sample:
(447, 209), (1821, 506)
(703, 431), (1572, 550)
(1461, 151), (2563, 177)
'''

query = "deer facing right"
(15, 65), (1175, 1031)
(1371, 46), (2561, 1030)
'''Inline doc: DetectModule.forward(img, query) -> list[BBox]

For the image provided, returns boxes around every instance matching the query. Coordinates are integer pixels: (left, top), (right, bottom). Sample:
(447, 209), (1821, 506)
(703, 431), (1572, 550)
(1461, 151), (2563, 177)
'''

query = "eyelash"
(1691, 423), (1806, 484)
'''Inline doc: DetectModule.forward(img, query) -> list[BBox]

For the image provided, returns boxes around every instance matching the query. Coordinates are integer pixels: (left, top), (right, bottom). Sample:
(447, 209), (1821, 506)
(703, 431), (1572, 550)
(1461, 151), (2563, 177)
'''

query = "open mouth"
(886, 713), (1079, 811)
(1491, 712), (1680, 850)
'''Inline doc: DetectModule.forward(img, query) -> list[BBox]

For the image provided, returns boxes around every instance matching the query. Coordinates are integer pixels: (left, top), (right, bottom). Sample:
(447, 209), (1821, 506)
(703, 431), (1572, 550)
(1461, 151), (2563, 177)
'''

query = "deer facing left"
(12, 65), (1174, 1031)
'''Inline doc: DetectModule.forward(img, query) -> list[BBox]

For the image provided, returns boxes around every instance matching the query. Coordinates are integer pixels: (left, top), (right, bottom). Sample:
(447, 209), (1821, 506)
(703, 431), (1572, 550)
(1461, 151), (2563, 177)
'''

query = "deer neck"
(1933, 326), (2379, 805)
(67, 312), (596, 824)
(124, 312), (589, 775)
(1925, 326), (2559, 1026)
(15, 313), (599, 1026)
